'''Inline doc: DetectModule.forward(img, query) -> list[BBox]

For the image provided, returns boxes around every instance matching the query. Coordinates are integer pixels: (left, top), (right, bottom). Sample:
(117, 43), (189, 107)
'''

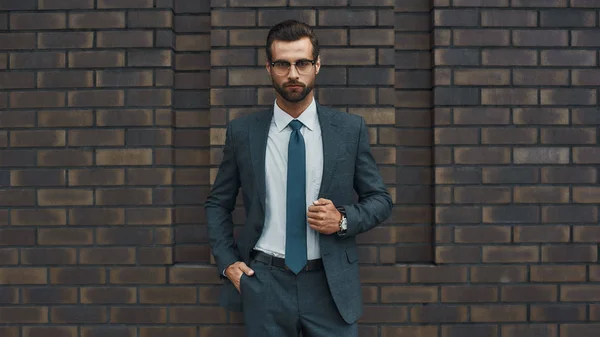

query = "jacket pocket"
(346, 246), (358, 264)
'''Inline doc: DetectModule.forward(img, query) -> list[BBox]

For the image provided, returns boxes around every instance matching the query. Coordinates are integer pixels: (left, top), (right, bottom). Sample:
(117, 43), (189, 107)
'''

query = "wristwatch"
(337, 206), (347, 236)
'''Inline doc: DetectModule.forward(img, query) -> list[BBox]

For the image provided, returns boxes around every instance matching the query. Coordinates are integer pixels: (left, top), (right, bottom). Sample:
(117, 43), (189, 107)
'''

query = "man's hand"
(307, 198), (342, 235)
(225, 261), (254, 293)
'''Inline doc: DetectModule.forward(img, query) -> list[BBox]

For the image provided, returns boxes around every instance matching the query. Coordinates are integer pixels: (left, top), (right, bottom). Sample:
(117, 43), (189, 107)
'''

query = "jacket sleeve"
(341, 117), (393, 237)
(204, 122), (241, 277)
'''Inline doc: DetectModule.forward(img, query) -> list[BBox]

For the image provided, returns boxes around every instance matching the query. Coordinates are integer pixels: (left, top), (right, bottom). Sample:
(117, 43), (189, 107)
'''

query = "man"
(205, 19), (392, 337)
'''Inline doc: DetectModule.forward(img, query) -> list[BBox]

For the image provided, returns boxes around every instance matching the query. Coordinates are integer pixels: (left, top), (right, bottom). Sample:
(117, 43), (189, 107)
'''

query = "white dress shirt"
(254, 98), (324, 260)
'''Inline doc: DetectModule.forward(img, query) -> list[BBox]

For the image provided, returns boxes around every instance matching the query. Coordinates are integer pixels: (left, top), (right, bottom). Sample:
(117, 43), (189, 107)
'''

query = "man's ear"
(265, 59), (271, 75)
(315, 55), (321, 74)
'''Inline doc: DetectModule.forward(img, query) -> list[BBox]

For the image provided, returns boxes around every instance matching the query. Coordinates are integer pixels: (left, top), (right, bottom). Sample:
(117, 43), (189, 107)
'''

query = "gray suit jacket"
(205, 103), (392, 324)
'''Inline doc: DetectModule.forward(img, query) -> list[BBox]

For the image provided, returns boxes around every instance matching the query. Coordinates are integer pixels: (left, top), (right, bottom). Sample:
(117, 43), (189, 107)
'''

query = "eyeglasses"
(270, 59), (316, 76)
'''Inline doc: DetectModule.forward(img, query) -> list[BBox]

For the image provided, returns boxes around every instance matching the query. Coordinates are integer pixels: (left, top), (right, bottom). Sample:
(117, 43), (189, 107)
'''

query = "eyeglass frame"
(269, 59), (317, 75)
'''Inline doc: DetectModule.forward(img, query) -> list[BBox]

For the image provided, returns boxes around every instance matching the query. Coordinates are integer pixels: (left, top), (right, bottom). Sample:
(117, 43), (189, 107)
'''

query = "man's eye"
(297, 60), (311, 67)
(274, 62), (288, 68)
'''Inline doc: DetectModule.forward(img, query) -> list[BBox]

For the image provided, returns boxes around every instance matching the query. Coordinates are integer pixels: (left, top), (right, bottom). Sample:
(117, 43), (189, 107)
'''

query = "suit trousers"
(240, 255), (358, 337)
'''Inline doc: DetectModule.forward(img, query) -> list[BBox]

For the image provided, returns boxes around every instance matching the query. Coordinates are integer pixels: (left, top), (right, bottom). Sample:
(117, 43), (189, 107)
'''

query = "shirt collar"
(273, 97), (317, 133)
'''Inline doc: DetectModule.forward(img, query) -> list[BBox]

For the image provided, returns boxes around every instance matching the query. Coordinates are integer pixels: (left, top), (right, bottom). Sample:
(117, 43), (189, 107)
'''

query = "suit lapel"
(249, 108), (273, 211)
(317, 103), (341, 198)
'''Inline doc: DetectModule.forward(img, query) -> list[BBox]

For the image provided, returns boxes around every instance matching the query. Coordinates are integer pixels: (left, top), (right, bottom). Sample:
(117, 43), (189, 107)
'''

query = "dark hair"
(266, 20), (319, 62)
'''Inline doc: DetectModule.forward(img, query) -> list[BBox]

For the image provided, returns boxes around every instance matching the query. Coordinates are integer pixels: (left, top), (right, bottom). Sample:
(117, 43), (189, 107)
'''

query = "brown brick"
(80, 247), (135, 265)
(471, 305), (527, 322)
(81, 287), (136, 304)
(481, 9), (537, 26)
(531, 265), (586, 283)
(455, 147), (511, 164)
(10, 91), (65, 109)
(138, 247), (172, 265)
(434, 128), (476, 145)
(51, 307), (106, 323)
(0, 33), (36, 50)
(434, 9), (478, 26)
(380, 286), (437, 303)
(483, 127), (538, 145)
(111, 307), (166, 324)
(542, 245), (597, 263)
(503, 325), (558, 337)
(110, 267), (166, 285)
(514, 107), (568, 125)
(0, 307), (48, 324)
(454, 29), (510, 46)
(482, 246), (539, 263)
(139, 287), (196, 304)
(127, 208), (171, 225)
(0, 189), (35, 206)
(98, 0), (152, 8)
(572, 30), (600, 47)
(11, 209), (66, 226)
(515, 225), (570, 243)
(455, 225), (511, 243)
(541, 127), (595, 144)
(96, 149), (152, 166)
(96, 188), (152, 206)
(573, 69), (600, 86)
(502, 285), (557, 302)
(50, 267), (105, 285)
(456, 187), (512, 204)
(68, 130), (124, 147)
(38, 70), (93, 88)
(38, 149), (92, 166)
(11, 170), (65, 187)
(38, 32), (92, 49)
(37, 110), (92, 127)
(515, 28), (568, 46)
(514, 147), (570, 164)
(482, 49), (537, 66)
(10, 130), (65, 148)
(514, 186), (569, 203)
(454, 69), (510, 86)
(0, 110), (34, 127)
(97, 109), (153, 126)
(68, 90), (124, 107)
(532, 304), (586, 323)
(0, 248), (17, 265)
(69, 51), (125, 68)
(68, 169), (124, 186)
(11, 12), (66, 30)
(482, 88), (538, 105)
(97, 228), (153, 245)
(81, 327), (135, 337)
(132, 50), (172, 67)
(542, 88), (596, 105)
(22, 248), (76, 265)
(410, 266), (467, 283)
(442, 286), (498, 303)
(128, 10), (172, 28)
(542, 205), (597, 223)
(127, 168), (172, 186)
(139, 327), (196, 337)
(39, 0), (94, 9)
(435, 246), (481, 263)
(574, 147), (600, 164)
(0, 72), (34, 89)
(22, 287), (77, 304)
(411, 306), (467, 323)
(454, 107), (510, 125)
(514, 69), (569, 86)
(542, 50), (597, 66)
(0, 268), (47, 285)
(96, 70), (152, 87)
(38, 228), (93, 246)
(69, 11), (125, 29)
(561, 285), (600, 301)
(0, 228), (35, 246)
(69, 208), (124, 226)
(542, 167), (596, 183)
(170, 307), (227, 324)
(37, 189), (92, 206)
(128, 89), (172, 107)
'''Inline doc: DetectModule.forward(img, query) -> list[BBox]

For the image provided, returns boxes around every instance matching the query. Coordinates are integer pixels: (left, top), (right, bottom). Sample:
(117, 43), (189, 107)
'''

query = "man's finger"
(238, 262), (254, 276)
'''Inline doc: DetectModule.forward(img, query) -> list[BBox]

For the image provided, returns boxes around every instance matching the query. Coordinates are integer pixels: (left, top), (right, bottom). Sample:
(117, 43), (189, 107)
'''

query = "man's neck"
(276, 94), (313, 119)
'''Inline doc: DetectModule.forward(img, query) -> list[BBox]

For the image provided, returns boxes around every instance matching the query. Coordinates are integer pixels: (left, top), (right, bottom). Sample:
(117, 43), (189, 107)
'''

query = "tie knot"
(288, 120), (303, 131)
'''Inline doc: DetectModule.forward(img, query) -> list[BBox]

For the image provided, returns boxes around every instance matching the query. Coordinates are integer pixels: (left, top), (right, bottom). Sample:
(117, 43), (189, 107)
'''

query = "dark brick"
(39, 0), (93, 9)
(81, 327), (135, 337)
(434, 88), (479, 106)
(481, 10), (537, 26)
(542, 245), (597, 263)
(22, 248), (75, 265)
(503, 325), (558, 337)
(482, 49), (537, 66)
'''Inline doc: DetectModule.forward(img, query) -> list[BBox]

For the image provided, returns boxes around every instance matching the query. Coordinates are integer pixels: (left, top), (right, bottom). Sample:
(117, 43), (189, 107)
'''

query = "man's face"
(267, 37), (320, 103)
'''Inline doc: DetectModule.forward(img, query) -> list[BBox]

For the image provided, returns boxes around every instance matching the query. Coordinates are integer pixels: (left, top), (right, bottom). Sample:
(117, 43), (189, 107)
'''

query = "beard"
(272, 78), (315, 103)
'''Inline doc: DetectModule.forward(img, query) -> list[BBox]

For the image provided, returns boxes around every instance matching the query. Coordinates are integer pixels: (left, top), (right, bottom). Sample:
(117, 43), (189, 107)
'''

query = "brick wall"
(0, 0), (599, 336)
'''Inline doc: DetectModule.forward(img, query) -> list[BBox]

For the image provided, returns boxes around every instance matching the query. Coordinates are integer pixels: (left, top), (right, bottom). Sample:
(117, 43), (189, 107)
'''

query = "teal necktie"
(285, 120), (307, 274)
